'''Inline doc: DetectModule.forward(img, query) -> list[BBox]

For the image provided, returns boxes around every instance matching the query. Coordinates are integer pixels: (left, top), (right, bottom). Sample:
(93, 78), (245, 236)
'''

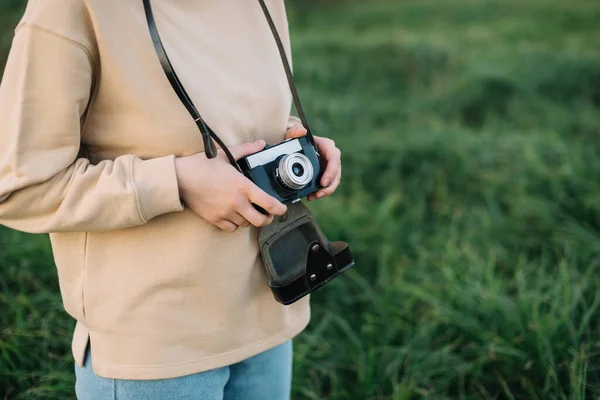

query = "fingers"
(245, 184), (287, 216)
(316, 138), (341, 188)
(229, 213), (251, 228)
(226, 140), (267, 161)
(238, 203), (275, 227)
(218, 203), (275, 230)
(284, 124), (307, 140)
(215, 220), (239, 233)
(309, 165), (342, 201)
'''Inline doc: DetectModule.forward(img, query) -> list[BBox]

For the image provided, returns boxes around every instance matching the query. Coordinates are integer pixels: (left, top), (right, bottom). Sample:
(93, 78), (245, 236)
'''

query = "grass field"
(2, 0), (600, 399)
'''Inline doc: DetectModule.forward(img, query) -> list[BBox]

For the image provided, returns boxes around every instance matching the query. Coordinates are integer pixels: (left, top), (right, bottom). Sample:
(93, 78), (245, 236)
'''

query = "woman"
(0, 0), (342, 398)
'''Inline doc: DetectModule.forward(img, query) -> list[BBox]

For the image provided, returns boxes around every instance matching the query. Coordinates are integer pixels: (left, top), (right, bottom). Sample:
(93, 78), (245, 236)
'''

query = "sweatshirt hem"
(90, 317), (310, 380)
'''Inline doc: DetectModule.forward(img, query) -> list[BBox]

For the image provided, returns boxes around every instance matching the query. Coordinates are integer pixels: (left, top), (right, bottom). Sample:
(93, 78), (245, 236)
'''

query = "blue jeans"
(74, 341), (293, 400)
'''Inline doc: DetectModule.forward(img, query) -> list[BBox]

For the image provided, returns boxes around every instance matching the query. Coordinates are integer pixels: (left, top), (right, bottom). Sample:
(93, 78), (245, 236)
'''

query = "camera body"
(238, 136), (322, 204)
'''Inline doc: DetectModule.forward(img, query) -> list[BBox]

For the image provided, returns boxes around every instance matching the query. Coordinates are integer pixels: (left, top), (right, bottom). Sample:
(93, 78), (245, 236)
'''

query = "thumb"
(228, 140), (267, 161)
(285, 124), (308, 140)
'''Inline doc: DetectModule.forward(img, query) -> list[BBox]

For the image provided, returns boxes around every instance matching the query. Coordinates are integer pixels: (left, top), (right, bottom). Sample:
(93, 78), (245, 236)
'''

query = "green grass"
(2, 0), (600, 398)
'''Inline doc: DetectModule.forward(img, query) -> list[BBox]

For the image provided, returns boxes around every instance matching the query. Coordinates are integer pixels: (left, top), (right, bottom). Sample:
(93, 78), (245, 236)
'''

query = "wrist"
(175, 156), (190, 192)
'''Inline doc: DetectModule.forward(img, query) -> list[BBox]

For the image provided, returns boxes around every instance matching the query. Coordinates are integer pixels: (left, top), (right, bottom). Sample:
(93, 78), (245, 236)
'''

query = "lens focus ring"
(277, 153), (314, 190)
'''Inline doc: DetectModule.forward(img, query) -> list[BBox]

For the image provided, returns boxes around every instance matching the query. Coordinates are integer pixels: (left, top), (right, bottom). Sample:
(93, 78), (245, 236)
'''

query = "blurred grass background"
(2, 0), (600, 399)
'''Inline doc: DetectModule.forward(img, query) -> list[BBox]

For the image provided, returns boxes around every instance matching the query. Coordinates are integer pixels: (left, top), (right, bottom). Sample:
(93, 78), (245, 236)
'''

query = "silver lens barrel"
(277, 153), (314, 190)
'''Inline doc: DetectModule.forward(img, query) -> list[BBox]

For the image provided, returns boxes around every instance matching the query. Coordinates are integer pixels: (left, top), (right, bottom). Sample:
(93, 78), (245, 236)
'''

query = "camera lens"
(292, 163), (304, 177)
(276, 153), (314, 191)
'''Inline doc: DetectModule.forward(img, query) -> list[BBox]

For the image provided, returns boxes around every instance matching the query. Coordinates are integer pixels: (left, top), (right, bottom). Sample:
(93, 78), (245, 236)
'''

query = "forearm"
(0, 154), (182, 233)
(0, 25), (182, 234)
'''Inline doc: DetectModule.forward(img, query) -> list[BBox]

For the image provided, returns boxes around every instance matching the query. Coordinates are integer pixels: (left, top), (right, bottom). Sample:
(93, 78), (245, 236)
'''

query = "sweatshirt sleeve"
(0, 25), (183, 234)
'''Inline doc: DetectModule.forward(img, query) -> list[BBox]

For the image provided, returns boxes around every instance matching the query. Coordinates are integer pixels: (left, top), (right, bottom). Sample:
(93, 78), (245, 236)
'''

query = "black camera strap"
(142, 0), (315, 169)
(142, 0), (235, 167)
(255, 0), (314, 145)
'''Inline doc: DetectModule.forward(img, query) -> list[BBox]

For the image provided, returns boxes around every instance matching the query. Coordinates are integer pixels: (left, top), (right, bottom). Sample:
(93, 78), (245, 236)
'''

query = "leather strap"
(142, 0), (315, 168)
(256, 0), (315, 146)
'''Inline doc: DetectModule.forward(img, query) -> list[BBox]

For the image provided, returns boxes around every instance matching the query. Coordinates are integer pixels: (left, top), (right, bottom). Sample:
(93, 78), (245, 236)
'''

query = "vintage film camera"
(238, 136), (322, 205)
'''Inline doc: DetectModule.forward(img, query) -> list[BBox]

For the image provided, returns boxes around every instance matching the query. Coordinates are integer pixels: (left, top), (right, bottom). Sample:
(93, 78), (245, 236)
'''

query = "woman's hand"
(175, 140), (287, 232)
(285, 124), (342, 201)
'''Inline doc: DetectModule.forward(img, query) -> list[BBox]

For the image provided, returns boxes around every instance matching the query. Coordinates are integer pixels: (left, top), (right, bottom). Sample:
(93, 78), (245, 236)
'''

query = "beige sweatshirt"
(0, 0), (310, 380)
